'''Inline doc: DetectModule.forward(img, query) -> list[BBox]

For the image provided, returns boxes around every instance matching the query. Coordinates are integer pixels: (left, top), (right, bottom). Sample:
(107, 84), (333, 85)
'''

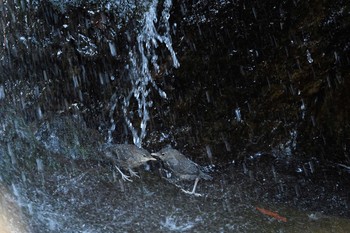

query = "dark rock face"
(146, 0), (350, 163)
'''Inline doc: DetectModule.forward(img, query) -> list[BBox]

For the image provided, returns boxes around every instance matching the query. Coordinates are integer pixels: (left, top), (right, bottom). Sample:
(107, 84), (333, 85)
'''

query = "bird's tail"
(200, 170), (213, 180)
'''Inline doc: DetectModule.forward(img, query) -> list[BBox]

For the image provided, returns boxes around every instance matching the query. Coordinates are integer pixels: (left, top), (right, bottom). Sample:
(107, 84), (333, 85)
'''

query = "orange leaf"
(256, 207), (288, 222)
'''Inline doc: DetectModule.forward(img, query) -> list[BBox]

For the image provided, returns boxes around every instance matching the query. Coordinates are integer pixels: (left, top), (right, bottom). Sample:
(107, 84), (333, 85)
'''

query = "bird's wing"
(113, 147), (125, 160)
(164, 156), (179, 167)
(172, 158), (199, 176)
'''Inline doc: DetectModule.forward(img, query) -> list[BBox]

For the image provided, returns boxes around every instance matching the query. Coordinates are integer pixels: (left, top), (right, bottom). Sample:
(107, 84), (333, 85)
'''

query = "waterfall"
(108, 0), (180, 147)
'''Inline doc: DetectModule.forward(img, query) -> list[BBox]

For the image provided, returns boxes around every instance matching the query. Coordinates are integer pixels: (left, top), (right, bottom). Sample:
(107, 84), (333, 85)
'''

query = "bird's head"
(151, 147), (177, 157)
(151, 151), (168, 161)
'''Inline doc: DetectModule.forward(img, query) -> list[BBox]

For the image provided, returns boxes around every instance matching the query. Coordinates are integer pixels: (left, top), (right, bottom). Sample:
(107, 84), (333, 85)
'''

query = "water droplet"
(235, 107), (242, 122)
(7, 144), (16, 165)
(334, 51), (339, 63)
(109, 42), (117, 57)
(252, 7), (257, 19)
(11, 183), (19, 197)
(306, 49), (313, 63)
(309, 161), (314, 173)
(224, 139), (231, 152)
(36, 158), (44, 172)
(0, 85), (5, 99)
(205, 91), (211, 103)
(37, 106), (43, 119)
(205, 145), (213, 160)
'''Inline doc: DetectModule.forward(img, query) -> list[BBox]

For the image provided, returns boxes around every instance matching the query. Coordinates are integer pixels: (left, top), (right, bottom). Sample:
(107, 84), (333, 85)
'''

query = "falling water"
(109, 0), (180, 147)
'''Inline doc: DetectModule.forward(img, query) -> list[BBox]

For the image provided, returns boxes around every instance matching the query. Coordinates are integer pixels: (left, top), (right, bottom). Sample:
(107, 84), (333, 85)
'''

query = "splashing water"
(110, 0), (180, 147)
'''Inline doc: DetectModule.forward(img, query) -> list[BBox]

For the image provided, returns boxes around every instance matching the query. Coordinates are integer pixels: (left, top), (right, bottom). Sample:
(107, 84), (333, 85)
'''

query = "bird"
(100, 144), (156, 182)
(151, 148), (212, 195)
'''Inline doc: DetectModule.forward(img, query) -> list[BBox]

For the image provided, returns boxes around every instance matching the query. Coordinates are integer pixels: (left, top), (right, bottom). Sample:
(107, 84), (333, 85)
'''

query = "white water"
(109, 0), (180, 147)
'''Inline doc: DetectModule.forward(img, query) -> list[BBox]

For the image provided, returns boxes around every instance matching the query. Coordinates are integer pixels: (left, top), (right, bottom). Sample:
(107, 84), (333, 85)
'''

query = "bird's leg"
(181, 178), (202, 196)
(128, 168), (140, 178)
(191, 177), (199, 193)
(115, 165), (132, 182)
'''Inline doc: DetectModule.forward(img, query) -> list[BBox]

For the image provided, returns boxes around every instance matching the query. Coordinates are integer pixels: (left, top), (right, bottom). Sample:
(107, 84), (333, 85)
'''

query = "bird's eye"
(161, 153), (165, 155)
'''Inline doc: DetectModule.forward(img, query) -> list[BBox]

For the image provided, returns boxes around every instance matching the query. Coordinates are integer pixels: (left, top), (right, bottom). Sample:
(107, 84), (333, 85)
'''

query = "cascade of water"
(114, 0), (179, 148)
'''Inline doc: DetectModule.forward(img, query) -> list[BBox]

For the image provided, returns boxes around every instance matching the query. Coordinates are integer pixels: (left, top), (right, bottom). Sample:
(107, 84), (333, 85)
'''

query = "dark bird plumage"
(101, 144), (156, 181)
(152, 148), (212, 195)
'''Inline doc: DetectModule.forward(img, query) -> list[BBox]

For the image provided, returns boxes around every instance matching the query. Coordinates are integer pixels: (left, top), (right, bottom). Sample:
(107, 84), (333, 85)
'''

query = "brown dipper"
(151, 148), (212, 195)
(101, 144), (156, 182)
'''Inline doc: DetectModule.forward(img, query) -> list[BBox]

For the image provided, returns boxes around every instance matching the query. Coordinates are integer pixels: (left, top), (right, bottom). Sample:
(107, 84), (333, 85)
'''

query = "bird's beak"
(151, 152), (159, 157)
(142, 157), (157, 162)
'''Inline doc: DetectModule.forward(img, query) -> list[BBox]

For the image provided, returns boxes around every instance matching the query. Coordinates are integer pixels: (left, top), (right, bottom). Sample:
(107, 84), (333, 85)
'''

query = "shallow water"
(1, 139), (350, 232)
